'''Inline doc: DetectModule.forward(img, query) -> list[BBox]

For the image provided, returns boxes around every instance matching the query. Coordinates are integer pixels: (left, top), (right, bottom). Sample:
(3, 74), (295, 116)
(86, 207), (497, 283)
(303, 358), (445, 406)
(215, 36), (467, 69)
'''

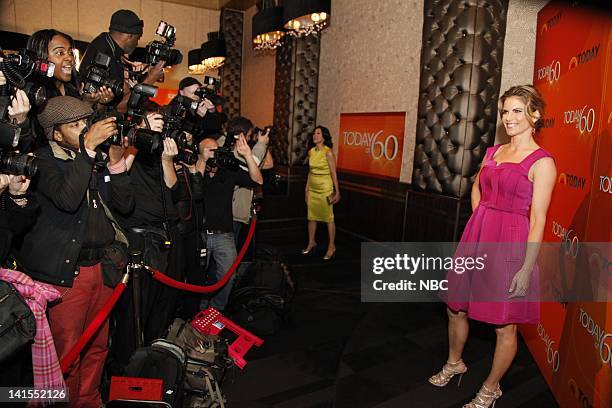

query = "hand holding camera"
(235, 134), (252, 159)
(161, 137), (178, 162)
(7, 89), (31, 125)
(81, 84), (115, 105)
(196, 98), (215, 117)
(84, 116), (118, 151)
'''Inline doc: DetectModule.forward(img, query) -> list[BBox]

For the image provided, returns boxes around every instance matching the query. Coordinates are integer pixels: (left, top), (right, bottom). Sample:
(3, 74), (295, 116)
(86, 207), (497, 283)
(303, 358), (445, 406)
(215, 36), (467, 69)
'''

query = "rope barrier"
(60, 280), (128, 373)
(147, 216), (257, 293)
(59, 216), (257, 373)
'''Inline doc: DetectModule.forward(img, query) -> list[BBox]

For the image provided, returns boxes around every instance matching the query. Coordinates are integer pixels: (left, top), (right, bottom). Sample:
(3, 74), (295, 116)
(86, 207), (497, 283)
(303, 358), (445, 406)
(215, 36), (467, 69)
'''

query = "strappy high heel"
(428, 359), (468, 387)
(463, 384), (502, 408)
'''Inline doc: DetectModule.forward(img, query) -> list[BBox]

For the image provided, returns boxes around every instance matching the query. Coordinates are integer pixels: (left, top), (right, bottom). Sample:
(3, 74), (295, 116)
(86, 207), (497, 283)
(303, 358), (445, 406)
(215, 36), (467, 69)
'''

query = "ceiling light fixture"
(283, 0), (331, 38)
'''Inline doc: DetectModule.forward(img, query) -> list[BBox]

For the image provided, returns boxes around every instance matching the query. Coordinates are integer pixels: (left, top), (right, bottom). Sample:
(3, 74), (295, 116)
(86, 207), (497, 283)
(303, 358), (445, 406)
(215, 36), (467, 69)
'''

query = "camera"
(87, 83), (161, 154)
(146, 21), (183, 66)
(209, 145), (238, 170)
(159, 95), (199, 164)
(82, 52), (124, 97)
(0, 150), (37, 177)
(194, 75), (224, 107)
(0, 48), (51, 108)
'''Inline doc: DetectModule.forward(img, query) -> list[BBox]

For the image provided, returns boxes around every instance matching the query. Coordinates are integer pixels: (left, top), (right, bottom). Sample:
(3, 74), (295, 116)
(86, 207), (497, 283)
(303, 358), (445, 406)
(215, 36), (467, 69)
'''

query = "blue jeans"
(202, 232), (237, 310)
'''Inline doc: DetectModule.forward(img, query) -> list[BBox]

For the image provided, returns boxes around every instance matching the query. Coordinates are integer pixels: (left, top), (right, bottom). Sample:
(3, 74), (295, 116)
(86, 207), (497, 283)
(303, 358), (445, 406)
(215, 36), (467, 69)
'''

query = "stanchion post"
(128, 249), (144, 348)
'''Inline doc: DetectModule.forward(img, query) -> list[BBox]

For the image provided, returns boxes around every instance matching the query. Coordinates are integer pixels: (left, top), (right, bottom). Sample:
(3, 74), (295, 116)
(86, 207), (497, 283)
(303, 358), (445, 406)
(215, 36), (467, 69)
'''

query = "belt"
(205, 229), (230, 235)
(479, 202), (528, 216)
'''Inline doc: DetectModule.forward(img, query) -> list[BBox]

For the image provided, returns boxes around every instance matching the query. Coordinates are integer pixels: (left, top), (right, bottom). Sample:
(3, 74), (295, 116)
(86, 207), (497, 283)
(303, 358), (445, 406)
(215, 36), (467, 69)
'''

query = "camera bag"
(0, 279), (36, 363)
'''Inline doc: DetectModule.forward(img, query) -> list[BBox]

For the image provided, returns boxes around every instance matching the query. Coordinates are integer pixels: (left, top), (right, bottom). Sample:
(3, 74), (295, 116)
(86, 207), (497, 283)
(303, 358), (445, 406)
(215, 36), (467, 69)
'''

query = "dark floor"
(222, 221), (559, 408)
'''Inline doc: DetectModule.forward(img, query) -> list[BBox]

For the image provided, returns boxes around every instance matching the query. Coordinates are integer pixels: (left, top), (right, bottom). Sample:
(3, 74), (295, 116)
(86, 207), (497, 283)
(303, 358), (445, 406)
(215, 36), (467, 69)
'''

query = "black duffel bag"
(0, 280), (36, 363)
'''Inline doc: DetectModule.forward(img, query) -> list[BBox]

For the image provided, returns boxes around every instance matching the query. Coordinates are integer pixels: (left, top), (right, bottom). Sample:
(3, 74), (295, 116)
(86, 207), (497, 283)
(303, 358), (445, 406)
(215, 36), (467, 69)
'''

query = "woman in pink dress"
(429, 85), (557, 408)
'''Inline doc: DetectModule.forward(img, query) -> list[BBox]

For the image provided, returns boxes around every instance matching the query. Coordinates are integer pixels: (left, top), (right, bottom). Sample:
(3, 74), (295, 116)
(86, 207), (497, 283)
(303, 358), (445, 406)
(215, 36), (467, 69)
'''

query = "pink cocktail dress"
(444, 144), (553, 325)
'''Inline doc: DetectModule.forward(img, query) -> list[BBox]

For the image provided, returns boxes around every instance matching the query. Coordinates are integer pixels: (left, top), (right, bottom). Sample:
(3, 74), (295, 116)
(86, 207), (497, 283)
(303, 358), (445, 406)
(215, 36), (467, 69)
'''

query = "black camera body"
(82, 52), (124, 97)
(87, 83), (160, 154)
(194, 76), (224, 107)
(146, 21), (182, 66)
(0, 48), (52, 108)
(159, 95), (199, 165)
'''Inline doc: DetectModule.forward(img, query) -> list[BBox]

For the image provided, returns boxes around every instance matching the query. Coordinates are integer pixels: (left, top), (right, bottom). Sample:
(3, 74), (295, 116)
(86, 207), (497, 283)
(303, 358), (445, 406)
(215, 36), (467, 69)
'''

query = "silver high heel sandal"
(463, 384), (502, 408)
(428, 359), (468, 387)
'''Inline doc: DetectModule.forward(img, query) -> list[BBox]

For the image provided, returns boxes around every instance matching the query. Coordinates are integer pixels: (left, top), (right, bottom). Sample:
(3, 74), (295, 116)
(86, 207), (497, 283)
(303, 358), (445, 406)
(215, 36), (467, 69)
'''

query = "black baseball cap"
(109, 10), (144, 35)
(179, 77), (202, 90)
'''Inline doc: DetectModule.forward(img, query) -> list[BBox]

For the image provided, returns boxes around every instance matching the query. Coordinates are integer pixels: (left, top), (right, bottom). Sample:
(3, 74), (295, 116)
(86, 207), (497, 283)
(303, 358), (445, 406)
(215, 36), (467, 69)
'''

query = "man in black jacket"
(79, 9), (164, 110)
(19, 96), (133, 407)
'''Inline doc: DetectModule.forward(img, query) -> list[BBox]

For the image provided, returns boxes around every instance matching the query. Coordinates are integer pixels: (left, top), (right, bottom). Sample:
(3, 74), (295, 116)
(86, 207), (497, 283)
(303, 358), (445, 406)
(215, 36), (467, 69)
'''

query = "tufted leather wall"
(220, 9), (243, 119)
(272, 35), (321, 166)
(412, 0), (508, 198)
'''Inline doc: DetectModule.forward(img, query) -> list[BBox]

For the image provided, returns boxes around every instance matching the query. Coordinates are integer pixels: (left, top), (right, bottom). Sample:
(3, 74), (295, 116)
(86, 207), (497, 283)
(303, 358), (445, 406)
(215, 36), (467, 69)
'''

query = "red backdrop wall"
(519, 2), (611, 407)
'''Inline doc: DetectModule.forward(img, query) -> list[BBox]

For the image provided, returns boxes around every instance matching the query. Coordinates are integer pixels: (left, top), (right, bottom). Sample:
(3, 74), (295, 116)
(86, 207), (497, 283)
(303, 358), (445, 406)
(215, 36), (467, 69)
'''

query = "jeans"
(203, 232), (237, 310)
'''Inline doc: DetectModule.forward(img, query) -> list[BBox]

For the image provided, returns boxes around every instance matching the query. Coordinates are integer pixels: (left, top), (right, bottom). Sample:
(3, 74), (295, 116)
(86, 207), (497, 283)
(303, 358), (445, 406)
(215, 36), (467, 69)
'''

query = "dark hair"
(226, 116), (253, 137)
(311, 125), (333, 149)
(26, 29), (79, 96)
(499, 85), (546, 132)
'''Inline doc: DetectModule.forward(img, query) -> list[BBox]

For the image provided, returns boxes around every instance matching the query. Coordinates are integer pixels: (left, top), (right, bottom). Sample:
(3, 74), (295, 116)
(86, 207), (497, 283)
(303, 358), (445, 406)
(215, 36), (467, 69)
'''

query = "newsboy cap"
(37, 96), (93, 140)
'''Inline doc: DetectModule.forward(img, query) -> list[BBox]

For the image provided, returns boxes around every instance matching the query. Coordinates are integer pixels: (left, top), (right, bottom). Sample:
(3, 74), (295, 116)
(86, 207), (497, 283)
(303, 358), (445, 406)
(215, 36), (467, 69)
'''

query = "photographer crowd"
(0, 8), (273, 407)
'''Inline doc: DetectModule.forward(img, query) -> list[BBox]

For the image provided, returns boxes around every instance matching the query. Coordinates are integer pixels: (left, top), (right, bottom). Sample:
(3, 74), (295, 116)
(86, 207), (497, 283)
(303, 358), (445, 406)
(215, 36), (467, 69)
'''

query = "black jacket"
(19, 142), (133, 286)
(0, 192), (38, 265)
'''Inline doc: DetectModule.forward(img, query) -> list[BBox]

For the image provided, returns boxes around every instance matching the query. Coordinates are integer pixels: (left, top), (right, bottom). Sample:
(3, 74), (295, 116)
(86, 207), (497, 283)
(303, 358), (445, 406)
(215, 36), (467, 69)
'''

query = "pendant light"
(200, 31), (226, 71)
(252, 0), (285, 50)
(283, 0), (331, 37)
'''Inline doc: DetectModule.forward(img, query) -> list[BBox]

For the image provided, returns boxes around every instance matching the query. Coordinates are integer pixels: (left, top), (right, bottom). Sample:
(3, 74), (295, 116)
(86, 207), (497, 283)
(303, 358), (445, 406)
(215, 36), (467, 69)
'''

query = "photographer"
(79, 9), (165, 109)
(196, 127), (263, 311)
(18, 96), (133, 407)
(0, 71), (38, 266)
(218, 117), (273, 248)
(173, 77), (225, 138)
(110, 115), (187, 369)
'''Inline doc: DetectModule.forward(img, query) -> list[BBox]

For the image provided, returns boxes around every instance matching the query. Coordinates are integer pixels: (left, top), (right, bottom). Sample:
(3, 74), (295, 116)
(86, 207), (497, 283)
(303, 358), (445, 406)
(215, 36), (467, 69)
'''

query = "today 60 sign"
(337, 112), (405, 179)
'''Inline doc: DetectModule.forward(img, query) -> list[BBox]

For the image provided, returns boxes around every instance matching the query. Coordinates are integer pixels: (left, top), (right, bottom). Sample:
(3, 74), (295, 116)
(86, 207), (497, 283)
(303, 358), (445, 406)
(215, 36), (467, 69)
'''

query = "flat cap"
(37, 96), (93, 140)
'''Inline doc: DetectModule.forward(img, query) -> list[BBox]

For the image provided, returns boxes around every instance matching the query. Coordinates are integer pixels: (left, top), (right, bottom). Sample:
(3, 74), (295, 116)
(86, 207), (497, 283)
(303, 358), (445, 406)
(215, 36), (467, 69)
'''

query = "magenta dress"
(444, 144), (553, 325)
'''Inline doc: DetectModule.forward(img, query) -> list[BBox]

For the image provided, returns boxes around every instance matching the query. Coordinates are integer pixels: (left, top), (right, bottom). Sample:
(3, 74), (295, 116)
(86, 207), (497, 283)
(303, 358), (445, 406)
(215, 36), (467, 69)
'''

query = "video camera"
(146, 21), (182, 66)
(82, 52), (124, 98)
(88, 83), (161, 154)
(194, 75), (224, 107)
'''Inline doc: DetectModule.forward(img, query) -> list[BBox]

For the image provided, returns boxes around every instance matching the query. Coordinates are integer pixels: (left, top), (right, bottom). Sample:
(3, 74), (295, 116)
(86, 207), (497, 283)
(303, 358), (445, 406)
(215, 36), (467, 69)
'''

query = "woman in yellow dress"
(302, 126), (340, 260)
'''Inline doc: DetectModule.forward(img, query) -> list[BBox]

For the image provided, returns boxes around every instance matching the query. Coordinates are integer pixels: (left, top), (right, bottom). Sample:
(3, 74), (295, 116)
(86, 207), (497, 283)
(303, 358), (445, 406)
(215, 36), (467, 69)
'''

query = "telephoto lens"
(129, 128), (161, 154)
(0, 151), (38, 176)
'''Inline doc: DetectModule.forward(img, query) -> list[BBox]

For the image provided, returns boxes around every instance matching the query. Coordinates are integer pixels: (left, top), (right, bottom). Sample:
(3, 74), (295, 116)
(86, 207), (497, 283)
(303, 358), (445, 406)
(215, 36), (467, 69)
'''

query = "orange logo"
(337, 112), (405, 180)
(568, 57), (578, 70)
(558, 173), (567, 185)
(541, 23), (548, 34)
(608, 112), (612, 124)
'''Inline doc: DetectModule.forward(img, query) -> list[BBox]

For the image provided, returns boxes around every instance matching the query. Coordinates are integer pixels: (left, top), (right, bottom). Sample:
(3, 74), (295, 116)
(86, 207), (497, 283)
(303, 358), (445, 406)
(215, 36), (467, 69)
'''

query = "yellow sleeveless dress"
(307, 146), (334, 222)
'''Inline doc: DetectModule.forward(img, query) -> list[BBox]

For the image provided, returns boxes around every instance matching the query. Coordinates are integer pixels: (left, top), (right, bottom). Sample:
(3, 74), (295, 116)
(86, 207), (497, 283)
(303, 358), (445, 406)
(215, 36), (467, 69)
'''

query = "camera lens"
(0, 151), (38, 176)
(22, 82), (47, 107)
(130, 129), (161, 154)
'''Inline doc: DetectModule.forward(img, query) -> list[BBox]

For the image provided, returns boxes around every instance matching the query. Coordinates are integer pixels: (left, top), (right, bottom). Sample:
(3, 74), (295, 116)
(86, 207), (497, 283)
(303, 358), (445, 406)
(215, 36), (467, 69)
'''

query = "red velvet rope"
(147, 216), (257, 293)
(60, 282), (127, 373)
(59, 216), (257, 373)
